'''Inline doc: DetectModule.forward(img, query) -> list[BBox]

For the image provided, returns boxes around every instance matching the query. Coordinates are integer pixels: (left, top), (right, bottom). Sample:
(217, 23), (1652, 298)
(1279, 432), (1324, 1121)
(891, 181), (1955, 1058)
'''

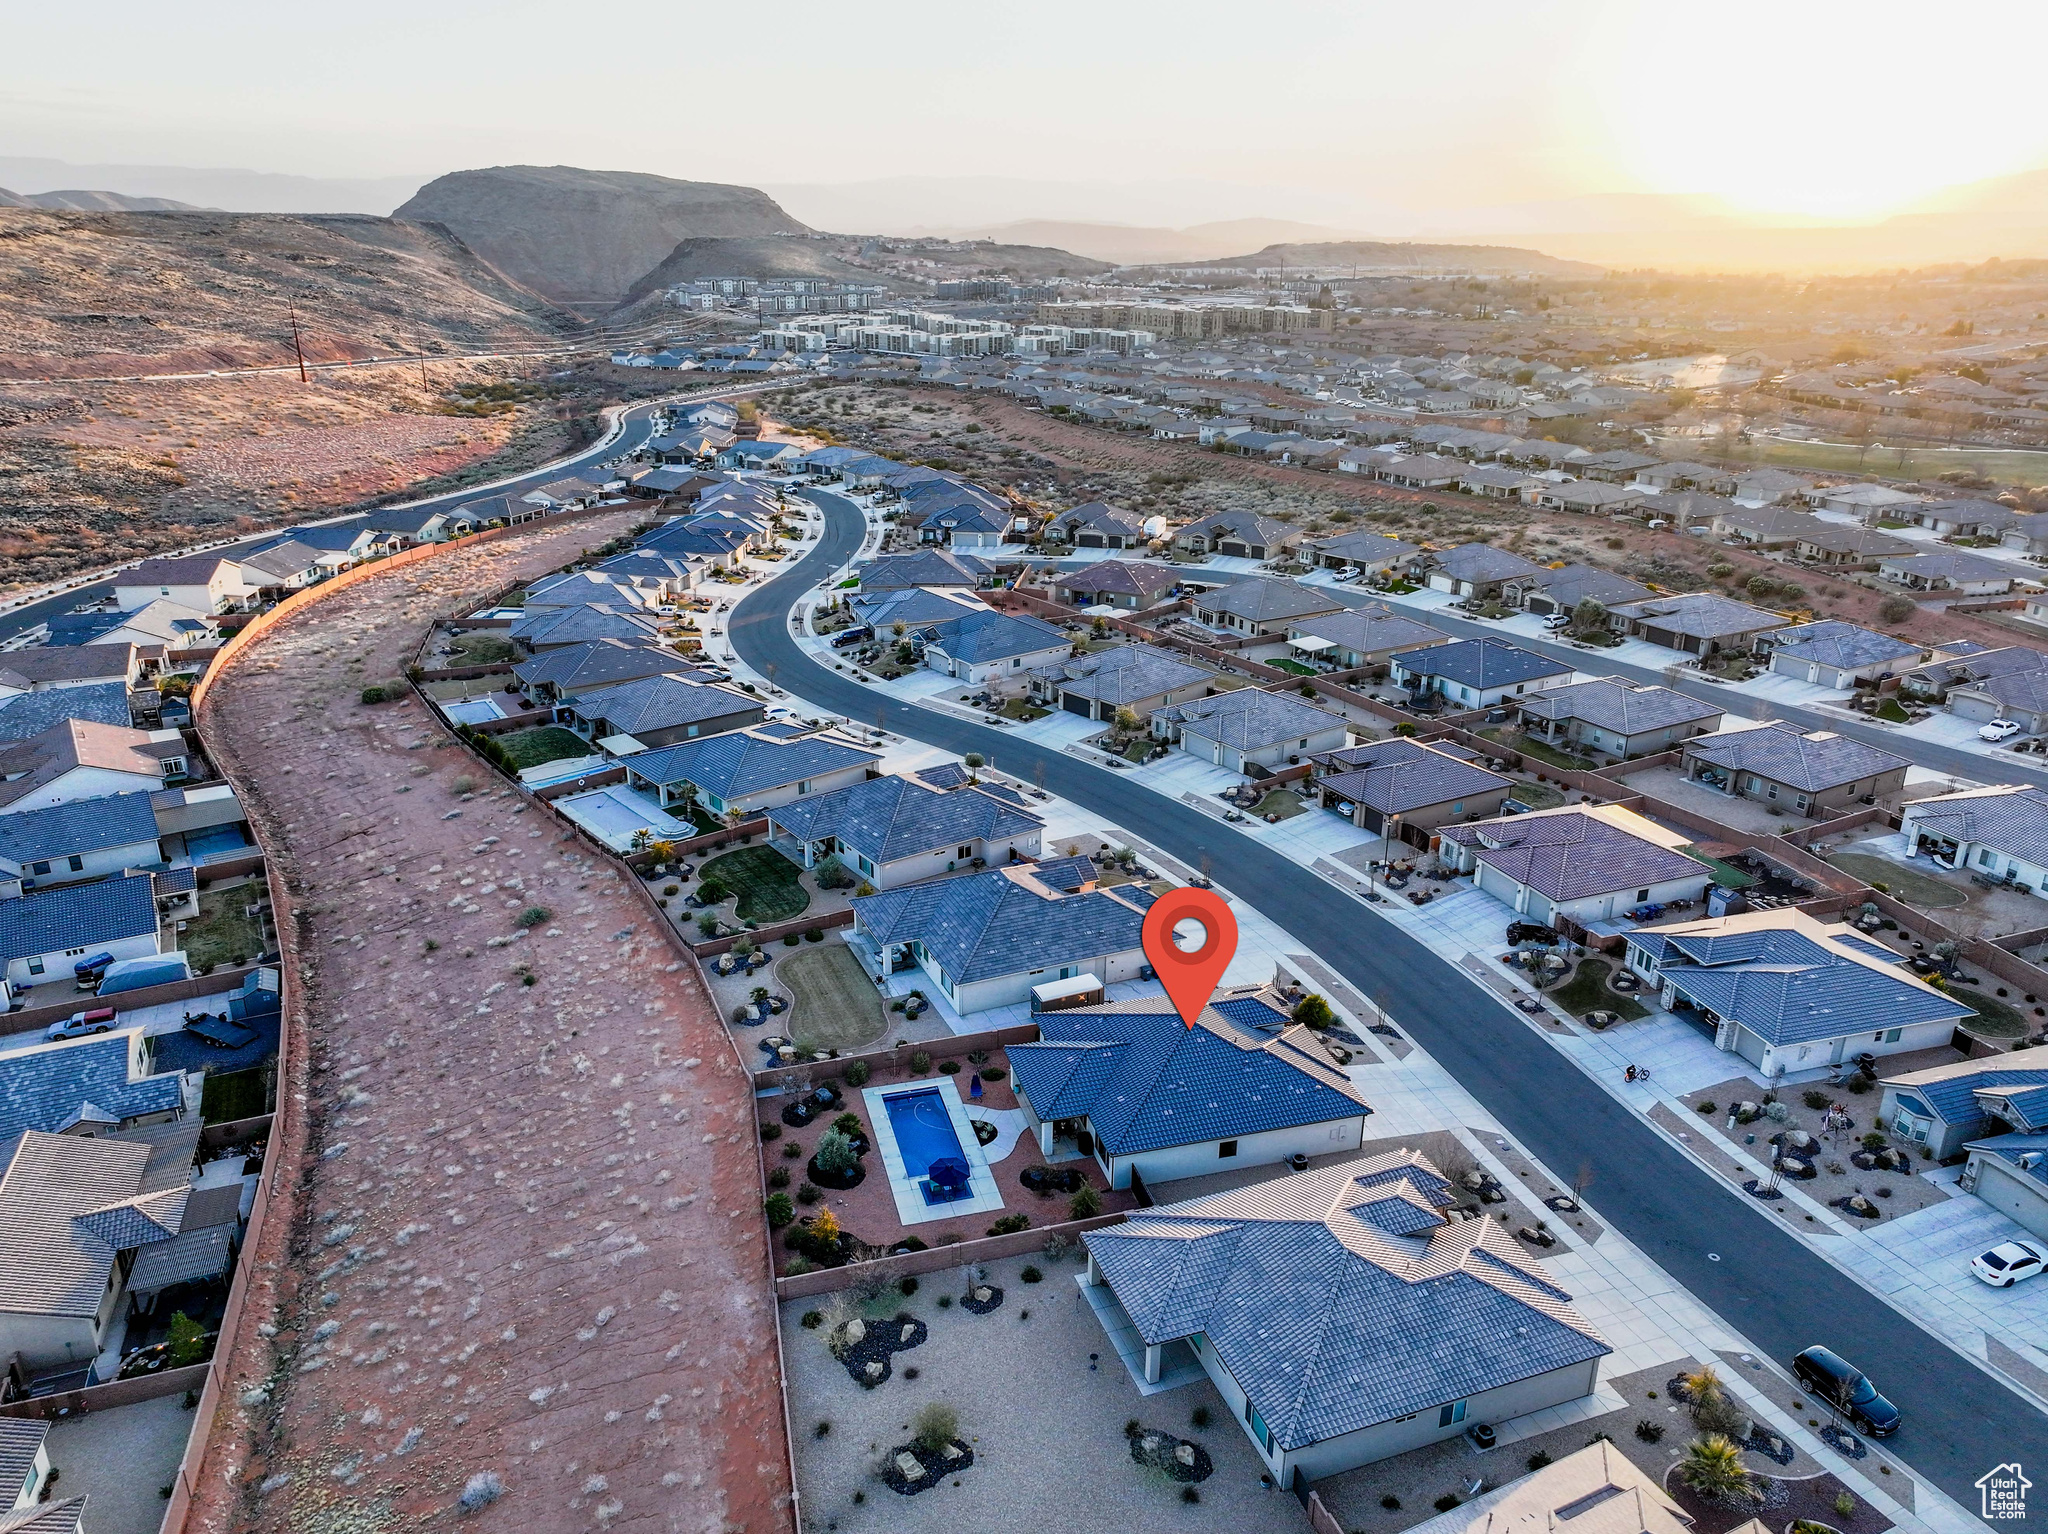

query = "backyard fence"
(773, 1212), (1127, 1301)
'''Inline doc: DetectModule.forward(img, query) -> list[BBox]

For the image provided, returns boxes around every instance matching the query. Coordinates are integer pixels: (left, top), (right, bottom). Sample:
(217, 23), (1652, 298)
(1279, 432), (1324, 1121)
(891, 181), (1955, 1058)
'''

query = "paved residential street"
(728, 487), (2046, 1526)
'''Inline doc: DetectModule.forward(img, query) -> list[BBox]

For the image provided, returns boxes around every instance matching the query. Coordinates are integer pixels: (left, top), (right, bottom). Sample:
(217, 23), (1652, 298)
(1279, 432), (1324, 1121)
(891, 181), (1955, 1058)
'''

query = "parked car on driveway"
(1792, 1345), (1901, 1437)
(1971, 1239), (2048, 1288)
(1981, 719), (2024, 742)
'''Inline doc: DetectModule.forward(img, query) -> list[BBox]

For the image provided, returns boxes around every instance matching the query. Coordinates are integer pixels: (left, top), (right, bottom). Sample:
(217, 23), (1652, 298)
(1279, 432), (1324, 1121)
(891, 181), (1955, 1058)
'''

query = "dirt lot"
(759, 383), (2018, 651)
(189, 508), (792, 1534)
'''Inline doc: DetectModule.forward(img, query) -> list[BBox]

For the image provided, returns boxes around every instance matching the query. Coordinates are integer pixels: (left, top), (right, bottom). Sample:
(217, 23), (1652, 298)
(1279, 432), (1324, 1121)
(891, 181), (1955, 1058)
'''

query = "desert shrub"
(360, 685), (390, 705)
(842, 1059), (871, 1087)
(767, 1166), (790, 1189)
(800, 1310), (824, 1329)
(1528, 1450), (1553, 1472)
(910, 1050), (932, 1074)
(988, 1213), (1031, 1236)
(1436, 1495), (1462, 1512)
(1020, 1265), (1043, 1283)
(515, 906), (550, 929)
(940, 1059), (960, 1073)
(763, 1193), (794, 1227)
(1192, 1405), (1211, 1428)
(760, 1122), (782, 1141)
(795, 1182), (821, 1205)
(1696, 1100), (1717, 1114)
(804, 926), (825, 941)
(1803, 1089), (1831, 1110)
(813, 1131), (859, 1175)
(912, 1403), (959, 1452)
(1635, 1419), (1664, 1443)
(1070, 1186), (1103, 1219)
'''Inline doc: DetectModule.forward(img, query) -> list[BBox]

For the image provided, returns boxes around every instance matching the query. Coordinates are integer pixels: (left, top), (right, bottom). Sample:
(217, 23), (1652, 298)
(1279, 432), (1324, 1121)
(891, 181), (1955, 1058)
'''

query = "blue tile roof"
(1006, 999), (1368, 1155)
(1441, 810), (1708, 903)
(0, 793), (159, 868)
(0, 685), (131, 744)
(1394, 637), (1571, 690)
(768, 775), (1042, 865)
(625, 730), (878, 801)
(1156, 689), (1348, 753)
(1082, 1151), (1608, 1450)
(1632, 914), (1971, 1047)
(925, 609), (1068, 665)
(0, 1032), (184, 1142)
(1683, 722), (1907, 793)
(852, 867), (1151, 986)
(0, 873), (160, 966)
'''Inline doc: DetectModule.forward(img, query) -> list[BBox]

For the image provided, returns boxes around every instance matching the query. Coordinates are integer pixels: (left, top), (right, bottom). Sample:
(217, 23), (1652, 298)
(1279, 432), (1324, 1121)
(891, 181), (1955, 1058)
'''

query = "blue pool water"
(884, 1089), (969, 1188)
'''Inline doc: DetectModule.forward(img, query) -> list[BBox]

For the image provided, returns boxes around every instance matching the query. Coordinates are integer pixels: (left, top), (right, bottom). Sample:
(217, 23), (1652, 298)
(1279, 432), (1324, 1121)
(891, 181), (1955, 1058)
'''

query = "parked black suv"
(1793, 1346), (1901, 1437)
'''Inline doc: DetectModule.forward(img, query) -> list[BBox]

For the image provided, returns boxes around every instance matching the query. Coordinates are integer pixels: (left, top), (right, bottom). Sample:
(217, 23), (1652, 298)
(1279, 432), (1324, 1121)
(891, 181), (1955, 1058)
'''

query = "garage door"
(1062, 693), (1092, 716)
(1976, 1163), (2048, 1242)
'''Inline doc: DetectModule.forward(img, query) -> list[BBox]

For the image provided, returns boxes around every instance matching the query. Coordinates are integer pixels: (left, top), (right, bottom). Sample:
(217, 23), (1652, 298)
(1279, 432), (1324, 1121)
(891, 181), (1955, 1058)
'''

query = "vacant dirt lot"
(190, 509), (793, 1534)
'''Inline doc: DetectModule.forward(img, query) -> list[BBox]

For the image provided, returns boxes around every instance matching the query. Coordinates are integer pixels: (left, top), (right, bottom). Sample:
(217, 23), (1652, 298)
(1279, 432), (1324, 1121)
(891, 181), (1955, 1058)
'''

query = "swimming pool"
(884, 1089), (971, 1200)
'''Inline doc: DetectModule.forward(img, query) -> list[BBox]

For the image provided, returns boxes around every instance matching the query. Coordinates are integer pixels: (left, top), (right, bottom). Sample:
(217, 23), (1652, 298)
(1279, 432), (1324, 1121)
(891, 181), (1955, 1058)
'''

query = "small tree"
(1570, 598), (1607, 636)
(809, 1207), (841, 1246)
(1291, 994), (1336, 1030)
(813, 1131), (858, 1176)
(1113, 706), (1141, 735)
(1878, 594), (1917, 624)
(1676, 1435), (1759, 1503)
(1070, 1185), (1103, 1219)
(167, 1311), (209, 1369)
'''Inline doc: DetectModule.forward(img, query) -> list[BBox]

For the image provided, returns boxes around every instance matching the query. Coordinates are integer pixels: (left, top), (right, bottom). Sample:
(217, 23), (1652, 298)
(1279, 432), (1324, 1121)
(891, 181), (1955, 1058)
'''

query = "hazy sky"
(7, 0), (2047, 224)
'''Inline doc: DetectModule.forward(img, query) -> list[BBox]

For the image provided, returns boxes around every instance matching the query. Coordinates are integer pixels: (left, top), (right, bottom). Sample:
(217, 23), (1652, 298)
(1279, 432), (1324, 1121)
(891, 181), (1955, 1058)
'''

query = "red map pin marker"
(1142, 887), (1238, 1029)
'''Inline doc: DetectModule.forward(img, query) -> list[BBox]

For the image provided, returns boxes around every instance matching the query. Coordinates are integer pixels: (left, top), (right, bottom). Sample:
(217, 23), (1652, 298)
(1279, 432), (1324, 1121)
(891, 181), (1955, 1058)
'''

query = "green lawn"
(1489, 731), (1594, 772)
(1678, 845), (1756, 889)
(202, 1067), (271, 1124)
(1547, 958), (1649, 1022)
(701, 845), (811, 922)
(1251, 789), (1308, 820)
(1738, 436), (2048, 489)
(1507, 780), (1567, 811)
(782, 943), (889, 1053)
(999, 698), (1049, 721)
(182, 889), (266, 971)
(450, 632), (518, 664)
(1822, 853), (1966, 908)
(496, 726), (594, 771)
(1271, 659), (1318, 677)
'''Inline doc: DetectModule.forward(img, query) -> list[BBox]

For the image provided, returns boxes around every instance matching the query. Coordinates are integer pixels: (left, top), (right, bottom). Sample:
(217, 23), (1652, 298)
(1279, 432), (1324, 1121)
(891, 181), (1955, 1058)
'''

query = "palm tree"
(1680, 1364), (1724, 1406)
(1676, 1434), (1759, 1504)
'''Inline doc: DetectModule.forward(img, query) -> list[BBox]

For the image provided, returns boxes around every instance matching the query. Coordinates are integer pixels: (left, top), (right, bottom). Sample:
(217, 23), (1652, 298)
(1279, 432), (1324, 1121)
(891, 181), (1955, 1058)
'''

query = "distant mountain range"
(0, 156), (423, 214)
(920, 218), (1366, 266)
(0, 186), (200, 212)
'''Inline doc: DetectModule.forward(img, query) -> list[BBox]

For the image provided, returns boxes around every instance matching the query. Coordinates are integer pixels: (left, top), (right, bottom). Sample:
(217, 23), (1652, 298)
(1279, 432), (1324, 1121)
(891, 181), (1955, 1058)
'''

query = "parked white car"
(1980, 719), (2024, 743)
(1971, 1239), (2047, 1287)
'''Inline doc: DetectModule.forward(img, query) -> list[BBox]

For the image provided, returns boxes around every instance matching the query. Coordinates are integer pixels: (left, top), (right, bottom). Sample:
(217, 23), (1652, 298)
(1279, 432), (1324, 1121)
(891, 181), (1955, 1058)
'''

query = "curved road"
(731, 488), (2037, 1525)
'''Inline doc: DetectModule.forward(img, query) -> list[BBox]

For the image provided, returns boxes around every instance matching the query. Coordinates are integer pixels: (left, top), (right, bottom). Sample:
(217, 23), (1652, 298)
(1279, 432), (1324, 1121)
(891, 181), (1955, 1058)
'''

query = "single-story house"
(559, 674), (763, 750)
(0, 871), (163, 992)
(1506, 564), (1654, 617)
(848, 864), (1153, 1015)
(1416, 544), (1546, 600)
(1879, 550), (2017, 596)
(1608, 592), (1787, 656)
(0, 721), (188, 815)
(1283, 607), (1448, 669)
(1523, 480), (1647, 516)
(590, 551), (701, 598)
(1791, 523), (1915, 568)
(1918, 498), (2022, 539)
(1515, 676), (1722, 761)
(1009, 994), (1370, 1190)
(1881, 1052), (2048, 1160)
(1902, 643), (2048, 704)
(520, 571), (658, 613)
(1728, 468), (1816, 505)
(46, 600), (217, 656)
(1439, 803), (1712, 925)
(622, 726), (879, 819)
(1151, 689), (1350, 772)
(1457, 464), (1539, 500)
(1029, 645), (1216, 722)
(1805, 482), (1925, 523)
(0, 792), (161, 895)
(1682, 721), (1909, 815)
(0, 645), (140, 699)
(1311, 738), (1512, 839)
(767, 773), (1044, 889)
(1901, 783), (2048, 895)
(915, 497), (1013, 551)
(1626, 907), (1974, 1074)
(855, 550), (991, 592)
(1080, 1150), (1609, 1485)
(921, 609), (1073, 684)
(1754, 620), (1922, 689)
(1713, 504), (1815, 550)
(1190, 578), (1343, 637)
(513, 639), (692, 705)
(1044, 502), (1151, 548)
(509, 604), (662, 651)
(1173, 511), (1304, 562)
(0, 1028), (186, 1142)
(1959, 1133), (2048, 1244)
(848, 586), (988, 634)
(1301, 530), (1419, 573)
(1052, 562), (1180, 611)
(1390, 638), (1572, 710)
(235, 539), (329, 591)
(1946, 668), (2048, 735)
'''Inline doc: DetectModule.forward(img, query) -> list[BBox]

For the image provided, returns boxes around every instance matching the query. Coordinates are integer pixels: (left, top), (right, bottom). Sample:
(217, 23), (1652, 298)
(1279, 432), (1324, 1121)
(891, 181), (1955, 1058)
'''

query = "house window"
(958, 845), (974, 860)
(1244, 1397), (1274, 1455)
(28, 861), (49, 876)
(1636, 889), (1650, 902)
(26, 958), (44, 976)
(1453, 802), (1464, 815)
(797, 781), (811, 794)
(1440, 1401), (1467, 1428)
(67, 855), (83, 872)
(1876, 1027), (1902, 1043)
(687, 725), (700, 738)
(1218, 1140), (1239, 1159)
(1980, 848), (1996, 867)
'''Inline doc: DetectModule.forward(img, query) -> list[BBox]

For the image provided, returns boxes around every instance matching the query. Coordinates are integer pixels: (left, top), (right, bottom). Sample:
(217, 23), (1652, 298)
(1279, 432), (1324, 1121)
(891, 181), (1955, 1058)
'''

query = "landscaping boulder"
(1776, 1130), (1818, 1155)
(1846, 1195), (1880, 1218)
(844, 1319), (865, 1345)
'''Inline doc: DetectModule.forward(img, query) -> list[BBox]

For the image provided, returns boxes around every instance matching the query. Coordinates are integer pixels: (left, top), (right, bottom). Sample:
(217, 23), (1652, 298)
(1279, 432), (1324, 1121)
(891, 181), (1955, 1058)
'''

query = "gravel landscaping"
(782, 1253), (1296, 1534)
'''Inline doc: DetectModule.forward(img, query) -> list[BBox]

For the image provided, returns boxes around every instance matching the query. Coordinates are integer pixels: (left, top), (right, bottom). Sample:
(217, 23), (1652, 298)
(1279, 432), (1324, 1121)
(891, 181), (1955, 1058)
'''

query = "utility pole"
(287, 299), (308, 384)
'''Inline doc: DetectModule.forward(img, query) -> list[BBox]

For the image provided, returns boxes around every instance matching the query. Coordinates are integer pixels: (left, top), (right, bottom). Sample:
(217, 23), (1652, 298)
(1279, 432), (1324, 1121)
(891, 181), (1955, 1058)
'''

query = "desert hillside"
(1152, 238), (1604, 276)
(397, 164), (810, 304)
(0, 208), (580, 380)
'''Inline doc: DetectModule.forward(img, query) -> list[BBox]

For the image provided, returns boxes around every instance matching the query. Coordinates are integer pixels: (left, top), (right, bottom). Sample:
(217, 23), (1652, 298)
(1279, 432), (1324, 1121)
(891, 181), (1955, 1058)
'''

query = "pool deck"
(862, 1077), (1007, 1226)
